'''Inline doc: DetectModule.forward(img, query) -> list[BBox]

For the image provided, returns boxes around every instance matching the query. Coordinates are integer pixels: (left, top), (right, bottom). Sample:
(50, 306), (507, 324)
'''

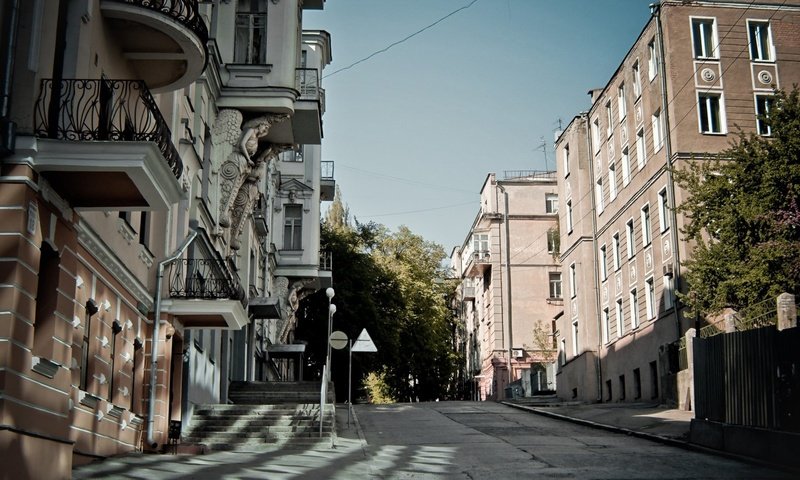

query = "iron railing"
(167, 258), (239, 299)
(319, 251), (333, 271)
(34, 79), (183, 178)
(503, 170), (556, 181)
(321, 161), (334, 180)
(296, 68), (320, 100)
(106, 0), (209, 48)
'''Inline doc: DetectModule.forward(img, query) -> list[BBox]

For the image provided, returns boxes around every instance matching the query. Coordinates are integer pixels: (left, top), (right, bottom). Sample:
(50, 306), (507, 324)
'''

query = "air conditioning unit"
(663, 263), (674, 277)
(512, 348), (525, 359)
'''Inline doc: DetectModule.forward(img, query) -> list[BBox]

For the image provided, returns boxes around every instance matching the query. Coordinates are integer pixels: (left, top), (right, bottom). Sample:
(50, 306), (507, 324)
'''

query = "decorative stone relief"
(758, 70), (773, 85)
(663, 238), (671, 259)
(701, 68), (716, 82)
(630, 264), (637, 282)
(645, 249), (653, 271)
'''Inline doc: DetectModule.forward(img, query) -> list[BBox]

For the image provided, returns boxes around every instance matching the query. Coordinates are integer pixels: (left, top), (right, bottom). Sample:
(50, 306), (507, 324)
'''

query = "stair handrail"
(319, 362), (328, 437)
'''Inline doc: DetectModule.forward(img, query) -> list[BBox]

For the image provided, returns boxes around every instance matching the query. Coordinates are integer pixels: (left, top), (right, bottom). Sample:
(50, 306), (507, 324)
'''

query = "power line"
(361, 201), (476, 219)
(323, 0), (482, 79)
(338, 164), (476, 195)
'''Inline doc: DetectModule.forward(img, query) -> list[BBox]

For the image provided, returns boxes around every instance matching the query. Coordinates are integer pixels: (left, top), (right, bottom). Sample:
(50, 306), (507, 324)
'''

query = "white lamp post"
(325, 288), (335, 378)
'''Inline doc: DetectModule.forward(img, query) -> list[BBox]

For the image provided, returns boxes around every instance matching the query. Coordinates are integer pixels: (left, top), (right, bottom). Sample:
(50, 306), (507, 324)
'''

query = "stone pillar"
(724, 313), (737, 333)
(685, 328), (696, 412)
(777, 293), (797, 331)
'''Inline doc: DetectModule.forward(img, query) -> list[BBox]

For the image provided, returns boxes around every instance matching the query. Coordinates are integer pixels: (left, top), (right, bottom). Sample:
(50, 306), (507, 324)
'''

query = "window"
(606, 101), (613, 138)
(608, 162), (617, 201)
(630, 289), (640, 329)
(756, 95), (774, 136)
(616, 298), (625, 337)
(748, 20), (774, 61)
(600, 245), (608, 281)
(698, 93), (725, 134)
(632, 60), (641, 98)
(595, 177), (604, 214)
(473, 233), (489, 255)
(138, 212), (150, 248)
(658, 187), (670, 232)
(636, 128), (646, 169)
(569, 263), (577, 299)
(626, 219), (635, 259)
(572, 320), (579, 357)
(547, 229), (558, 254)
(618, 84), (627, 121)
(602, 308), (610, 344)
(566, 200), (574, 233)
(619, 375), (626, 400)
(612, 233), (621, 271)
(663, 273), (674, 310)
(545, 193), (559, 214)
(621, 147), (631, 186)
(283, 204), (303, 250)
(692, 18), (718, 59)
(634, 368), (642, 399)
(280, 146), (304, 162)
(563, 145), (570, 177)
(641, 204), (651, 246)
(592, 117), (601, 153)
(549, 272), (562, 299)
(651, 110), (664, 152)
(646, 277), (656, 320)
(234, 0), (268, 64)
(648, 38), (659, 81)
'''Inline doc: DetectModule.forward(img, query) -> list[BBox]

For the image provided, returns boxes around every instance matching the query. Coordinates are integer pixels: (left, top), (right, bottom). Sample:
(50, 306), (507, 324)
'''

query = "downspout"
(583, 111), (604, 402)
(146, 229), (198, 449)
(0, 0), (20, 158)
(652, 2), (683, 340)
(497, 184), (513, 390)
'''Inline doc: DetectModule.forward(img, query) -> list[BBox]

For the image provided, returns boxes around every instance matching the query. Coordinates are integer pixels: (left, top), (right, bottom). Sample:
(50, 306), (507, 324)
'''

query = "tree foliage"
(295, 197), (459, 402)
(674, 87), (800, 316)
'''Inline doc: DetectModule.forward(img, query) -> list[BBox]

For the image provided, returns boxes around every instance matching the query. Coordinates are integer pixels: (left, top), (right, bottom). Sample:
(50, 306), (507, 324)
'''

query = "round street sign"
(329, 330), (348, 350)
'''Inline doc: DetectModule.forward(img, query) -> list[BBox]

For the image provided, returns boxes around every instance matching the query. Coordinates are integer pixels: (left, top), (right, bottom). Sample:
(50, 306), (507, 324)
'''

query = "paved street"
(74, 401), (794, 479)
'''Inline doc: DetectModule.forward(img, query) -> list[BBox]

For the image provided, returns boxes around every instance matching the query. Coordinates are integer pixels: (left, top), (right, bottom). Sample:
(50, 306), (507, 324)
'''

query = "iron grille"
(34, 78), (183, 178)
(168, 258), (238, 299)
(106, 0), (209, 48)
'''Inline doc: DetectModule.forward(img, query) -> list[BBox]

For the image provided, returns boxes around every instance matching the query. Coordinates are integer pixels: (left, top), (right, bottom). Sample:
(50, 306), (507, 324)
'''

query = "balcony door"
(234, 0), (267, 64)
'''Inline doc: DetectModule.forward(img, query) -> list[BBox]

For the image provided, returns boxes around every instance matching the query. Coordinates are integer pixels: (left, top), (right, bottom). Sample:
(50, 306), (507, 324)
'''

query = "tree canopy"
(674, 87), (800, 316)
(294, 193), (460, 402)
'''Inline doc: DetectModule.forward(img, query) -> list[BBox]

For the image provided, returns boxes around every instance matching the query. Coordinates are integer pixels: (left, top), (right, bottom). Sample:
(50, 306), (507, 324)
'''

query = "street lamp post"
(325, 287), (335, 378)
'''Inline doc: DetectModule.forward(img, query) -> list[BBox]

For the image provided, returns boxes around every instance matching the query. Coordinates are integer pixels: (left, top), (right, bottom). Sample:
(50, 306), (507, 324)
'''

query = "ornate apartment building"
(554, 0), (800, 404)
(0, 0), (333, 477)
(451, 172), (560, 401)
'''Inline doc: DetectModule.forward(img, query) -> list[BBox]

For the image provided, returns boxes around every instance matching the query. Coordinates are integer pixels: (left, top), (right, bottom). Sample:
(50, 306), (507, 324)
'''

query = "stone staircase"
(182, 381), (337, 451)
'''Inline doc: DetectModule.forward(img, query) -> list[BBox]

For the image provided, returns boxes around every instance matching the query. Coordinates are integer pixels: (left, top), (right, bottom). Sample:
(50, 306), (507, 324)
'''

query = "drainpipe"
(146, 229), (198, 449)
(583, 111), (604, 403)
(0, 0), (20, 158)
(497, 184), (513, 391)
(652, 2), (683, 340)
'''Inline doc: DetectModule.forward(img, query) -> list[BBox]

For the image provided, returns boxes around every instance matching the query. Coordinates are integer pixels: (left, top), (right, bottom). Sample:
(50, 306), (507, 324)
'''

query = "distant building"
(0, 0), (333, 477)
(554, 0), (800, 405)
(451, 172), (560, 401)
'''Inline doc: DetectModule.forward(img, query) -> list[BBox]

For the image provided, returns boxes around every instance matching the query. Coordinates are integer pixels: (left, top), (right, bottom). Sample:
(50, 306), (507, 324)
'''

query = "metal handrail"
(106, 0), (209, 48)
(34, 78), (183, 178)
(167, 258), (238, 299)
(502, 170), (556, 181)
(296, 68), (320, 100)
(321, 161), (334, 180)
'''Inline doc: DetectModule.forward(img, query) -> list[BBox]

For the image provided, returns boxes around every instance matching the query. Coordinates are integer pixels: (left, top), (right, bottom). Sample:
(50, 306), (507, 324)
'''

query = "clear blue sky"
(305, 0), (655, 252)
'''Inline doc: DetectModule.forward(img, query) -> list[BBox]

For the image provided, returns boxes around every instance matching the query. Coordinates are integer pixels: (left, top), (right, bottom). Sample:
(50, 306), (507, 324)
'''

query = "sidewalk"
(503, 400), (692, 444)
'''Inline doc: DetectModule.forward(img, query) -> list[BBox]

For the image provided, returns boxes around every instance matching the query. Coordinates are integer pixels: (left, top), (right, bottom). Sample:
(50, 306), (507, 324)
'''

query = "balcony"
(292, 68), (323, 145)
(320, 161), (335, 201)
(100, 0), (208, 92)
(466, 250), (492, 276)
(33, 79), (183, 210)
(160, 229), (248, 329)
(253, 194), (269, 237)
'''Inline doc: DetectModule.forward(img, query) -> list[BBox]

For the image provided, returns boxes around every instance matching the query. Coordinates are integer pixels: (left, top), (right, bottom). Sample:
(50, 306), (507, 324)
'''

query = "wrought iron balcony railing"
(321, 161), (334, 180)
(319, 251), (333, 271)
(106, 0), (209, 48)
(34, 79), (183, 178)
(296, 68), (320, 100)
(167, 258), (241, 300)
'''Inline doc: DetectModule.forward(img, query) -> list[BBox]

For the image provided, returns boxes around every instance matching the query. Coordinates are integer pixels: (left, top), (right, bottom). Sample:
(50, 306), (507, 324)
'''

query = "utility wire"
(323, 0), (482, 79)
(338, 164), (476, 195)
(361, 201), (476, 219)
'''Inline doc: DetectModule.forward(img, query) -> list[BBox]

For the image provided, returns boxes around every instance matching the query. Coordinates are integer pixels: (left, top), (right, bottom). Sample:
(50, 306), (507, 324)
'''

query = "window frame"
(755, 94), (774, 136)
(632, 60), (642, 98)
(569, 263), (577, 299)
(698, 92), (726, 135)
(636, 128), (646, 169)
(283, 204), (303, 251)
(600, 244), (608, 282)
(602, 308), (610, 345)
(618, 83), (627, 122)
(645, 277), (656, 320)
(608, 161), (618, 201)
(566, 200), (574, 233)
(563, 144), (570, 177)
(641, 204), (652, 247)
(626, 219), (635, 259)
(612, 233), (621, 271)
(630, 288), (640, 329)
(691, 17), (719, 59)
(605, 100), (613, 138)
(592, 117), (601, 154)
(545, 193), (559, 214)
(596, 177), (604, 214)
(648, 38), (659, 81)
(621, 146), (631, 186)
(549, 272), (563, 299)
(651, 110), (664, 152)
(658, 187), (670, 233)
(616, 298), (625, 337)
(747, 19), (774, 62)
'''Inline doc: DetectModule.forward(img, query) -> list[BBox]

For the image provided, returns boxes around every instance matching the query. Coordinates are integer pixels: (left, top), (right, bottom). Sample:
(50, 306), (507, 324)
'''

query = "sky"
(304, 0), (656, 253)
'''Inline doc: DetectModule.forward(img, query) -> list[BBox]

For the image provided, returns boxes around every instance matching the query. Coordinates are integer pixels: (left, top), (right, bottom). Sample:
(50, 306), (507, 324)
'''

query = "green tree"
(674, 87), (800, 316)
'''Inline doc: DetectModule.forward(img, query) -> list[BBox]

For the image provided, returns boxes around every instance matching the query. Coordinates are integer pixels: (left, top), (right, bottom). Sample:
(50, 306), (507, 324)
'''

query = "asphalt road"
(355, 401), (794, 479)
(73, 401), (795, 479)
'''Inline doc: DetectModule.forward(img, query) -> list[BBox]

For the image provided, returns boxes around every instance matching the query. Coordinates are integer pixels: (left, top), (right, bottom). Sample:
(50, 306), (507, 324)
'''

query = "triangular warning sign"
(352, 328), (377, 352)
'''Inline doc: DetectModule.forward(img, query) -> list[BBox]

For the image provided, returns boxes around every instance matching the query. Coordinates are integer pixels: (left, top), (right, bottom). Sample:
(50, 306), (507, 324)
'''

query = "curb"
(501, 401), (800, 475)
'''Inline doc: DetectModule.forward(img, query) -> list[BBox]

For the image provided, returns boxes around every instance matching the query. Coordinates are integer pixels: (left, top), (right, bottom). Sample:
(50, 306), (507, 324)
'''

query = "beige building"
(452, 172), (560, 401)
(554, 0), (800, 405)
(0, 0), (332, 478)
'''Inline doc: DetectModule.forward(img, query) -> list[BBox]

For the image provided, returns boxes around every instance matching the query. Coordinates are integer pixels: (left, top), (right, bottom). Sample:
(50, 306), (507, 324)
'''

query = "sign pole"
(347, 339), (353, 427)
